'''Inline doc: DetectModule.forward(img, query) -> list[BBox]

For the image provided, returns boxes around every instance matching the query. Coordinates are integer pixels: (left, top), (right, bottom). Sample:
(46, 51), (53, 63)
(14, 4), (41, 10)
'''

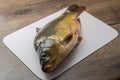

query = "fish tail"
(67, 4), (86, 14)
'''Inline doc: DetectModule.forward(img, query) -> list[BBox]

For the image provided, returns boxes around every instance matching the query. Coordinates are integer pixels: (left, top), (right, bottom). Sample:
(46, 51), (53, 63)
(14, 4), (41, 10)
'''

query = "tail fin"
(67, 4), (86, 14)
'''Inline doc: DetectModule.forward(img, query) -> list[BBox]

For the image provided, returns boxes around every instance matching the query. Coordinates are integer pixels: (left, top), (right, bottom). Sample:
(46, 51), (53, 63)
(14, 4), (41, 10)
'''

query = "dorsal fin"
(67, 4), (86, 15)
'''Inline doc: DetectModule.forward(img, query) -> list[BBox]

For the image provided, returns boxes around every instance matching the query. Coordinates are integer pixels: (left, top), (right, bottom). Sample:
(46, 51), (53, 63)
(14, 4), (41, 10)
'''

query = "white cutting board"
(3, 8), (118, 80)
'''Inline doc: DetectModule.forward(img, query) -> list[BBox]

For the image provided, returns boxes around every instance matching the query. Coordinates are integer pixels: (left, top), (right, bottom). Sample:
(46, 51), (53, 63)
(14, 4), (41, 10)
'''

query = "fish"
(34, 4), (86, 73)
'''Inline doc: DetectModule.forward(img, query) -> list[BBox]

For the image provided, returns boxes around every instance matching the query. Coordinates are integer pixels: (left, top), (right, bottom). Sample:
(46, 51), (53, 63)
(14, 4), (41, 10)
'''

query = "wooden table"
(0, 0), (120, 80)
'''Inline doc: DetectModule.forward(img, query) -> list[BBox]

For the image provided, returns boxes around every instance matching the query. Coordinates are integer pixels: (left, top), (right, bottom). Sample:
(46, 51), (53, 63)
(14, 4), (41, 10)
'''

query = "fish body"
(34, 4), (85, 73)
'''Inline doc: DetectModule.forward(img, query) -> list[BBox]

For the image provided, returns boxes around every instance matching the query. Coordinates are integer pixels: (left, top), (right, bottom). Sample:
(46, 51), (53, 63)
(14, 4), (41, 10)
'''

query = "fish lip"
(41, 64), (54, 73)
(40, 59), (54, 73)
(40, 56), (55, 73)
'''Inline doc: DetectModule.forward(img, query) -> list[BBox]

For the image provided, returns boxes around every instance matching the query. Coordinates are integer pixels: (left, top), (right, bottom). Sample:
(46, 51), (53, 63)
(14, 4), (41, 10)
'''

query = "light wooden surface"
(0, 0), (120, 80)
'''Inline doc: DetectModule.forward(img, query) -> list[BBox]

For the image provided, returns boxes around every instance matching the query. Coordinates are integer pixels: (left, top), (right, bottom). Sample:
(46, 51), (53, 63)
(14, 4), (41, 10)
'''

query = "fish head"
(37, 39), (61, 73)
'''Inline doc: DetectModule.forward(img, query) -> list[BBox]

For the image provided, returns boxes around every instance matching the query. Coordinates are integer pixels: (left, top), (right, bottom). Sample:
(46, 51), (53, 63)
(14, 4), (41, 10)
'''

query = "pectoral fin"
(77, 18), (80, 22)
(75, 35), (82, 46)
(77, 35), (82, 43)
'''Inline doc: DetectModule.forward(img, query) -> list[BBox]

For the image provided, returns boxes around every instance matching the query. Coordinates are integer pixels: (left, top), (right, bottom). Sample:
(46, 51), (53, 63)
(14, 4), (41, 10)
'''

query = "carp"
(34, 4), (85, 73)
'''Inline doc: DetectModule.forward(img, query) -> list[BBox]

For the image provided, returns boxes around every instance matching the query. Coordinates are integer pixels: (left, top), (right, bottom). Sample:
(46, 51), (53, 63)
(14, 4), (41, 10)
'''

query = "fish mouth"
(38, 39), (59, 73)
(42, 64), (54, 73)
(40, 55), (54, 73)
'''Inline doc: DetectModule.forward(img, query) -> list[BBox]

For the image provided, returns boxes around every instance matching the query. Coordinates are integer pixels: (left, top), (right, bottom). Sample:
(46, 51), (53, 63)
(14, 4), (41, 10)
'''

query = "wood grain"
(0, 0), (120, 80)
